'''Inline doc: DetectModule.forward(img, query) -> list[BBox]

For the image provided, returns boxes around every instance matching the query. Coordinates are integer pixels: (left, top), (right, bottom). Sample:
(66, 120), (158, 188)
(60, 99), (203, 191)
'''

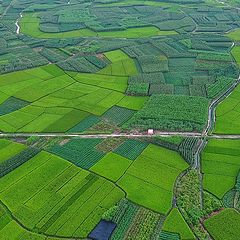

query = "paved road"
(2, 132), (240, 139)
(0, 132), (202, 138)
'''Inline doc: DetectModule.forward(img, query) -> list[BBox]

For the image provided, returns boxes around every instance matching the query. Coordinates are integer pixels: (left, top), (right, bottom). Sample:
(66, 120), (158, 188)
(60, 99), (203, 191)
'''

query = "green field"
(1, 0), (240, 239)
(162, 208), (195, 240)
(99, 50), (138, 76)
(96, 0), (179, 7)
(231, 46), (240, 66)
(0, 150), (124, 238)
(0, 203), (46, 240)
(0, 139), (26, 164)
(201, 139), (240, 198)
(117, 144), (189, 214)
(0, 138), (191, 238)
(47, 138), (188, 214)
(126, 94), (210, 132)
(0, 64), (149, 132)
(20, 12), (177, 39)
(227, 28), (240, 41)
(90, 152), (132, 181)
(204, 209), (240, 240)
(214, 84), (240, 134)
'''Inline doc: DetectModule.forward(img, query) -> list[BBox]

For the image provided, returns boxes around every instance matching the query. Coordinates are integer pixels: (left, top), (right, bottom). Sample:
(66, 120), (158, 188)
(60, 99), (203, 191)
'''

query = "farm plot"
(0, 146), (40, 178)
(117, 144), (189, 214)
(227, 28), (240, 41)
(57, 55), (104, 73)
(137, 55), (169, 73)
(113, 139), (148, 160)
(231, 46), (240, 66)
(44, 137), (188, 215)
(125, 94), (209, 132)
(204, 209), (240, 240)
(126, 53), (170, 95)
(90, 153), (132, 182)
(101, 106), (135, 126)
(0, 139), (26, 165)
(50, 83), (126, 116)
(117, 95), (149, 110)
(48, 138), (105, 169)
(99, 50), (138, 76)
(201, 139), (240, 198)
(70, 72), (128, 92)
(20, 12), (97, 38)
(0, 97), (29, 116)
(222, 175), (240, 210)
(126, 82), (149, 96)
(0, 203), (47, 240)
(162, 208), (195, 240)
(68, 115), (101, 133)
(0, 150), (124, 238)
(206, 76), (235, 99)
(20, 12), (175, 39)
(214, 84), (240, 134)
(102, 198), (164, 240)
(0, 63), (148, 132)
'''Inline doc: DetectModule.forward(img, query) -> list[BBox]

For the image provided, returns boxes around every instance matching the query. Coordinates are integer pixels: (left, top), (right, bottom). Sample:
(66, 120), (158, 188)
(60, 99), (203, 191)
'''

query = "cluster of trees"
(125, 94), (209, 132)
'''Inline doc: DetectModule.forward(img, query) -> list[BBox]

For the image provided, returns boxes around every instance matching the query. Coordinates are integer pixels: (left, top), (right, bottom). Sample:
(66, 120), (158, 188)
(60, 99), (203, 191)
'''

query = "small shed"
(148, 129), (154, 135)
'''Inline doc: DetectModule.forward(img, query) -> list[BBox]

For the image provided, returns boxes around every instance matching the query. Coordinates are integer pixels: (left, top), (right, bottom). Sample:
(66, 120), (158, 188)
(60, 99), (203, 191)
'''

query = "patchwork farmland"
(0, 0), (240, 240)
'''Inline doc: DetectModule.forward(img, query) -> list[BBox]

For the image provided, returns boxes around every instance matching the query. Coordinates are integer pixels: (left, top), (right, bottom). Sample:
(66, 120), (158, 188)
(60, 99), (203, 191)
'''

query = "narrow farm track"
(15, 13), (22, 34)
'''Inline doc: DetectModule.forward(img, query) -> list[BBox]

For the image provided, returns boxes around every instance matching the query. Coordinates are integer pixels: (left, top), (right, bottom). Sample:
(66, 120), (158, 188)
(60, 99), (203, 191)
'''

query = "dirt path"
(15, 13), (22, 34)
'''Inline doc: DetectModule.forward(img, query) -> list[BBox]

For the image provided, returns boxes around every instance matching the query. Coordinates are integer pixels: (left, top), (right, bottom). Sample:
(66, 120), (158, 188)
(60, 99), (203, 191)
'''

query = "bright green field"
(214, 84), (240, 134)
(70, 72), (128, 92)
(90, 152), (132, 181)
(0, 151), (124, 238)
(231, 46), (240, 66)
(0, 202), (67, 240)
(117, 95), (148, 110)
(202, 139), (240, 198)
(0, 203), (46, 240)
(0, 139), (26, 164)
(162, 208), (195, 240)
(0, 64), (149, 132)
(227, 28), (240, 41)
(98, 50), (138, 76)
(104, 50), (130, 62)
(0, 138), (189, 237)
(204, 209), (240, 240)
(117, 144), (189, 214)
(20, 12), (177, 39)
